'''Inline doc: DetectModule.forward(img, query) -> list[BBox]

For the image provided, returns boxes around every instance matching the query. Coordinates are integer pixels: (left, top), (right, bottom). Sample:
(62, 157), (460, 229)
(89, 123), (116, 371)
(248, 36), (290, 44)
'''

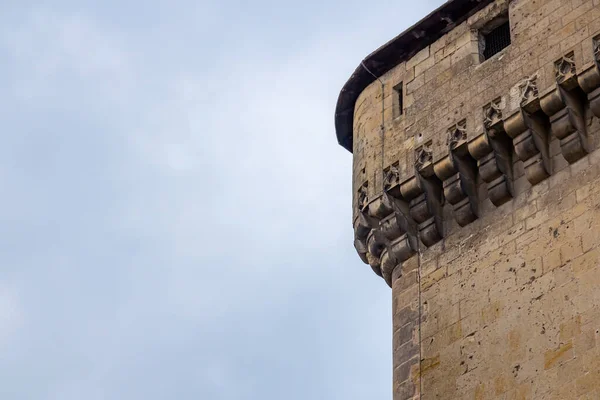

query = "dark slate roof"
(334, 0), (496, 152)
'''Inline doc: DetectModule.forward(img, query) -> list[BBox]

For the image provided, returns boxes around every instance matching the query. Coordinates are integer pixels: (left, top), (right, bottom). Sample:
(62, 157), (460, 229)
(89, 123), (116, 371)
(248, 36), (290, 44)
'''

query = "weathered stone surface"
(336, 0), (600, 399)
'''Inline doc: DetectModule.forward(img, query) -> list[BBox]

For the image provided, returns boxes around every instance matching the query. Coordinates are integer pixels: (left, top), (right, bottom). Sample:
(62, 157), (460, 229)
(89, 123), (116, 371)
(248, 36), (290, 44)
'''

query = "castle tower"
(334, 0), (600, 398)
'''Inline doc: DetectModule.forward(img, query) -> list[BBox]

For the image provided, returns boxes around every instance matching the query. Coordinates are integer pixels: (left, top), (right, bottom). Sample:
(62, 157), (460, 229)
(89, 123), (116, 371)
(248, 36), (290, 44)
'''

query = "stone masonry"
(334, 0), (600, 398)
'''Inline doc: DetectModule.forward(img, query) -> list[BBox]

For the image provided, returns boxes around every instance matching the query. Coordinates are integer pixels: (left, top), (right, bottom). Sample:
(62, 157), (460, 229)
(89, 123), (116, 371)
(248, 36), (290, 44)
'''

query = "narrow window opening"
(482, 19), (511, 60)
(394, 82), (404, 117)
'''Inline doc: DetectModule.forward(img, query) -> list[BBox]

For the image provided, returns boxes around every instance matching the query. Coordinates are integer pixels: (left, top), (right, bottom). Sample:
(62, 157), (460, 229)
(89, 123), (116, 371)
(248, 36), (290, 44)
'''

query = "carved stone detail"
(353, 213), (373, 265)
(383, 164), (401, 198)
(519, 75), (540, 113)
(578, 38), (600, 118)
(540, 82), (589, 164)
(484, 99), (503, 132)
(378, 194), (418, 286)
(354, 196), (393, 279)
(351, 41), (600, 285)
(400, 142), (444, 247)
(357, 183), (369, 212)
(353, 172), (421, 286)
(447, 120), (468, 149)
(504, 107), (551, 185)
(555, 52), (577, 90)
(470, 134), (511, 206)
(415, 142), (433, 171)
(354, 182), (376, 274)
(578, 62), (600, 95)
(470, 101), (514, 207)
(435, 122), (479, 226)
(587, 86), (600, 118)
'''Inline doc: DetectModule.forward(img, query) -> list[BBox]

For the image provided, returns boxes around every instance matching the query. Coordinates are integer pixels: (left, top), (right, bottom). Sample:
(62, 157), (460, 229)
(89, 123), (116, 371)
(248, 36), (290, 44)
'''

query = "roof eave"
(334, 0), (496, 153)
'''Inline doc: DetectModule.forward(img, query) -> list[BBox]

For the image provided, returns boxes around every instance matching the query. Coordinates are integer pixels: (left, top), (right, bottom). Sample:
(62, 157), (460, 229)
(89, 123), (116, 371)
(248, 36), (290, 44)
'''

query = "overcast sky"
(0, 1), (444, 399)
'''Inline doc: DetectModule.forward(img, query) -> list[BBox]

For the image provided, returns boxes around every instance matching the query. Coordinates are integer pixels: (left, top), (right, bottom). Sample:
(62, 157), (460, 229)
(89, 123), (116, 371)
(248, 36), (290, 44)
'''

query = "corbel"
(378, 202), (417, 286)
(540, 53), (589, 164)
(379, 166), (419, 286)
(434, 121), (479, 227)
(366, 223), (387, 278)
(503, 75), (551, 185)
(366, 191), (397, 285)
(353, 182), (380, 275)
(353, 169), (419, 285)
(365, 194), (396, 278)
(577, 37), (600, 117)
(357, 183), (369, 213)
(468, 99), (514, 206)
(360, 195), (395, 278)
(400, 142), (444, 247)
(353, 212), (373, 266)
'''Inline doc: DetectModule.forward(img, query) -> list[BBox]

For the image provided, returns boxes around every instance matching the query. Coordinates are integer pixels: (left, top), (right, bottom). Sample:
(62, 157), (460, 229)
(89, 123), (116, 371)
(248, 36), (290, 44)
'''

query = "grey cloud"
(0, 1), (444, 399)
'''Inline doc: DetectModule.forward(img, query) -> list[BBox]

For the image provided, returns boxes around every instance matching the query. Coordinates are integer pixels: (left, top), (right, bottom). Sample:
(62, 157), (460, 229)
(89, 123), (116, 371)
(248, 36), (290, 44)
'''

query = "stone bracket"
(354, 166), (421, 286)
(504, 107), (551, 185)
(537, 53), (589, 164)
(589, 86), (600, 119)
(380, 167), (420, 285)
(472, 98), (515, 207)
(578, 61), (600, 118)
(435, 126), (479, 227)
(353, 212), (371, 265)
(469, 131), (514, 206)
(379, 197), (419, 286)
(353, 204), (382, 277)
(353, 192), (396, 277)
(540, 84), (588, 164)
(400, 144), (444, 247)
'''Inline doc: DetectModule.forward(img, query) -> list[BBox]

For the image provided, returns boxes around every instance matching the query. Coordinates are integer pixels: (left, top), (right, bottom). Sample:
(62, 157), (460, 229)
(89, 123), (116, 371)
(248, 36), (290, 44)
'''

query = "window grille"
(483, 21), (511, 60)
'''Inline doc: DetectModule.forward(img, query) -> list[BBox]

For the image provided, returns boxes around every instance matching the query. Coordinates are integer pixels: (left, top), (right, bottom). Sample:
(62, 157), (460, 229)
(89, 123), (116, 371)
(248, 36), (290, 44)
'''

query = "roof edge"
(334, 0), (496, 153)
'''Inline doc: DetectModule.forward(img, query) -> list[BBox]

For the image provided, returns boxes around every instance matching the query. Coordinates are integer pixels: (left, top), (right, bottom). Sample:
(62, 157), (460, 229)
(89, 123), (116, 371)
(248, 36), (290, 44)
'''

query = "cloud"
(1, 8), (131, 104)
(0, 283), (22, 346)
(0, 1), (446, 399)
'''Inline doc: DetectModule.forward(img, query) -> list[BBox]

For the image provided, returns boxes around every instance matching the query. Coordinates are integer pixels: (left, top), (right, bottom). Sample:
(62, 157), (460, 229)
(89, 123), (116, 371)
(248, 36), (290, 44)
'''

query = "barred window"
(482, 20), (511, 60)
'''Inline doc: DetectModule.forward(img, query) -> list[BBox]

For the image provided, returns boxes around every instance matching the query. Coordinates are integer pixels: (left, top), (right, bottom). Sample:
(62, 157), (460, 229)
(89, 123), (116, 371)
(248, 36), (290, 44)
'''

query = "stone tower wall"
(349, 0), (600, 398)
